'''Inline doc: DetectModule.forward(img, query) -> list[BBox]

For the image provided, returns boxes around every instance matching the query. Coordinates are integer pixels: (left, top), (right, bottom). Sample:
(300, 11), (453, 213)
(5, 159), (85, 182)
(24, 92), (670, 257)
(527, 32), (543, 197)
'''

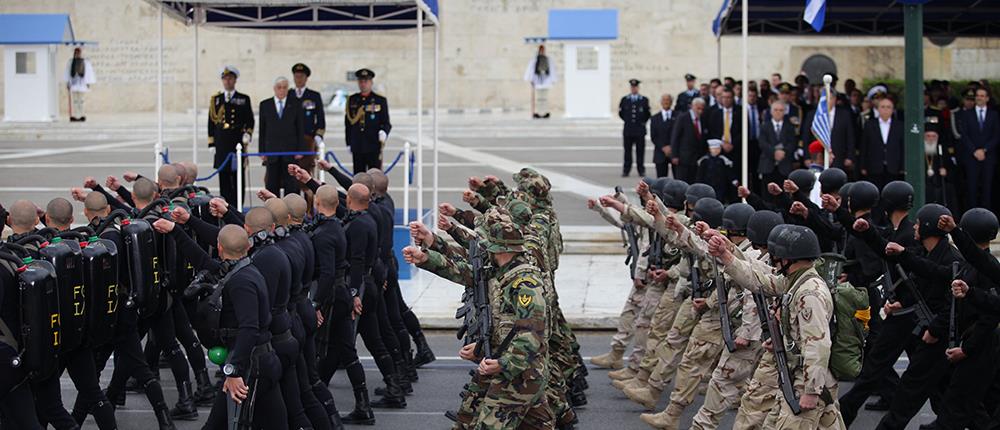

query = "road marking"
(0, 138), (181, 161)
(0, 161), (624, 169)
(402, 135), (610, 199)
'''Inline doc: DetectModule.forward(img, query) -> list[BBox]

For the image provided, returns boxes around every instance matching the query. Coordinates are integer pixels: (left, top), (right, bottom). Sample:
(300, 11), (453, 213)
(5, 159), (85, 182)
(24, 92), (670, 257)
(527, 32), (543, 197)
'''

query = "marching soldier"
(208, 65), (254, 206)
(290, 63), (326, 202)
(620, 79), (652, 177)
(345, 69), (391, 174)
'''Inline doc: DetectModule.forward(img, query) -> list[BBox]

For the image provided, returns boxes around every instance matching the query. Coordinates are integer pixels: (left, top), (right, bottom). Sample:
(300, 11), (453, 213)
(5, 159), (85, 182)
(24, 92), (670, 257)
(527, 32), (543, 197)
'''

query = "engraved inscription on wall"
(88, 40), (184, 83)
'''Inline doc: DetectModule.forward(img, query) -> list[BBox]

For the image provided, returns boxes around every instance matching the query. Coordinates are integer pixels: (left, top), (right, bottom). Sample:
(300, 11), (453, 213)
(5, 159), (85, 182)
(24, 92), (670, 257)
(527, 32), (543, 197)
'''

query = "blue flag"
(803, 0), (826, 32)
(811, 89), (832, 152)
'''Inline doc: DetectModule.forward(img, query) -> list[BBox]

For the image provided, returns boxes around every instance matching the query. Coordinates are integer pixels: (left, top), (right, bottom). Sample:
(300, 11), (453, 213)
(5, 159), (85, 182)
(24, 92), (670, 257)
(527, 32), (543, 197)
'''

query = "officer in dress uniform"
(345, 69), (391, 174)
(619, 79), (651, 177)
(290, 63), (326, 179)
(675, 74), (700, 113)
(208, 65), (254, 206)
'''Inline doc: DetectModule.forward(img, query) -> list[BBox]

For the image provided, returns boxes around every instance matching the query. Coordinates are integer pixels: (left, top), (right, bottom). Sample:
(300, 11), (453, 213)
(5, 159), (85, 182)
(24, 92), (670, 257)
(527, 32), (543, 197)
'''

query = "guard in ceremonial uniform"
(345, 69), (391, 174)
(290, 63), (326, 179)
(676, 74), (700, 113)
(619, 79), (651, 177)
(208, 65), (254, 206)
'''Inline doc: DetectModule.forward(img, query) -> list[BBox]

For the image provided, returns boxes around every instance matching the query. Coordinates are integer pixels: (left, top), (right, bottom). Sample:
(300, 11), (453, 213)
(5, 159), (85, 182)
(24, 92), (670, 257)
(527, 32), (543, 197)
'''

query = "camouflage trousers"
(609, 282), (646, 351)
(690, 340), (763, 429)
(656, 323), (727, 429)
(646, 298), (698, 390)
(733, 350), (780, 430)
(474, 375), (554, 430)
(454, 374), (488, 430)
(546, 301), (574, 421)
(626, 282), (667, 370)
(637, 282), (682, 374)
(773, 385), (845, 430)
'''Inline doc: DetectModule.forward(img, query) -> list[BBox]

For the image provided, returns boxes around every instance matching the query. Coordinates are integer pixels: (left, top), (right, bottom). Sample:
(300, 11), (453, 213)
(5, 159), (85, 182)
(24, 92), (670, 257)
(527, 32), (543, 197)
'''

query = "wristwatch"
(350, 288), (359, 297)
(222, 363), (237, 377)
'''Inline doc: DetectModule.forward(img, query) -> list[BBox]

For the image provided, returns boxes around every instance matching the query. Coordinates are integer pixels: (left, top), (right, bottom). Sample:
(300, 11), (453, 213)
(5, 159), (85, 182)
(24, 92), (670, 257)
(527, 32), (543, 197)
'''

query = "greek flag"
(811, 89), (832, 152)
(803, 0), (827, 32)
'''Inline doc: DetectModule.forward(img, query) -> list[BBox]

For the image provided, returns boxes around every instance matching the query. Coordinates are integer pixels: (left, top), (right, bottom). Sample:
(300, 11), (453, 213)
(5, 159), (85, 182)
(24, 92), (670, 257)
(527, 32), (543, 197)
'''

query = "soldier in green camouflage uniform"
(404, 217), (553, 430)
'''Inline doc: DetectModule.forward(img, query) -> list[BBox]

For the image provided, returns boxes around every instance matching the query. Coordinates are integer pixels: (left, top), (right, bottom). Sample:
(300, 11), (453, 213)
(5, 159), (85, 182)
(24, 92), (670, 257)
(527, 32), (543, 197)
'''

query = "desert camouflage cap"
(477, 219), (525, 253)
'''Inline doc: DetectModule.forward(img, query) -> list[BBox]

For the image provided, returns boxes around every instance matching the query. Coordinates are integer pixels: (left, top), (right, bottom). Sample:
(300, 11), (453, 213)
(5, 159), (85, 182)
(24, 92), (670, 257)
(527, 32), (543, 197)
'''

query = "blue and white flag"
(803, 0), (827, 32)
(811, 89), (832, 152)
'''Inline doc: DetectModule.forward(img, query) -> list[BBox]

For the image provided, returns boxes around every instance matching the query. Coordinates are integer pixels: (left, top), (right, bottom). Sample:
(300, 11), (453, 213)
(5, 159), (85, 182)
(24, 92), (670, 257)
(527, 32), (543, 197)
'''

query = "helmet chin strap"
(772, 257), (794, 276)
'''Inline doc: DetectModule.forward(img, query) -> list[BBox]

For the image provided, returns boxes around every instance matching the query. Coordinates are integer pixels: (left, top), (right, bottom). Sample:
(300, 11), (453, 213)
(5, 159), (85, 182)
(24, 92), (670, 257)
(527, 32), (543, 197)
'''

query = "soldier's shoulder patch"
(512, 274), (540, 291)
(518, 292), (533, 308)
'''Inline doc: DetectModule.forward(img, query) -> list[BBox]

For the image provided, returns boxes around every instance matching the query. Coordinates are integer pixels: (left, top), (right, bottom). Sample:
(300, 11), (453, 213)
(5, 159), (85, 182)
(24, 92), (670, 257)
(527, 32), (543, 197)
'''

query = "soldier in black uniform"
(164, 224), (288, 430)
(345, 69), (391, 174)
(290, 63), (326, 178)
(208, 66), (255, 206)
(675, 73), (699, 113)
(619, 79), (651, 177)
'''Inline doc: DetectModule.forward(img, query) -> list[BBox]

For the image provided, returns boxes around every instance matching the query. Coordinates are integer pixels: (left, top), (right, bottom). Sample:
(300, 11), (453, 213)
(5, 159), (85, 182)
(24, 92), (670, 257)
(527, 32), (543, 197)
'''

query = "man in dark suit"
(208, 65), (254, 205)
(259, 76), (305, 196)
(745, 87), (762, 192)
(801, 89), (857, 173)
(757, 100), (797, 192)
(345, 68), (391, 173)
(859, 97), (905, 190)
(619, 79), (651, 177)
(675, 74), (699, 113)
(650, 94), (675, 178)
(670, 97), (706, 183)
(957, 87), (1000, 210)
(705, 86), (743, 179)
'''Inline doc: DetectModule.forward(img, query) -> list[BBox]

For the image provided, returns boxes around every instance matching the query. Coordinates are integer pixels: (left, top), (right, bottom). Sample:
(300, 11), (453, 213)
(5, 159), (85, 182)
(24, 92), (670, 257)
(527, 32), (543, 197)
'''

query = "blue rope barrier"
(242, 151), (319, 157)
(324, 151), (355, 177)
(408, 151), (415, 185)
(159, 148), (170, 164)
(383, 150), (405, 174)
(194, 152), (234, 182)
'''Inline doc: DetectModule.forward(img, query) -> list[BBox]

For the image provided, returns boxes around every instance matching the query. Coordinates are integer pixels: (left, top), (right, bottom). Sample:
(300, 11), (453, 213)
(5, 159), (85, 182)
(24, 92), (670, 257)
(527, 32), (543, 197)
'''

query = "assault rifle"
(949, 261), (962, 348)
(714, 259), (736, 352)
(766, 301), (801, 415)
(689, 253), (708, 299)
(616, 186), (640, 277)
(893, 265), (936, 336)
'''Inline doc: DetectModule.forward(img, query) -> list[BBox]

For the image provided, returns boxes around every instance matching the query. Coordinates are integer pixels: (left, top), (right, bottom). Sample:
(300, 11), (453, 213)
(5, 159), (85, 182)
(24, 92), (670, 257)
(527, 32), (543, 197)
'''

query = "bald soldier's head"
(45, 198), (74, 230)
(244, 207), (275, 235)
(133, 177), (158, 208)
(83, 192), (110, 222)
(314, 185), (339, 216)
(264, 198), (291, 226)
(179, 161), (197, 185)
(366, 169), (389, 195)
(346, 184), (370, 211)
(283, 194), (308, 224)
(158, 165), (181, 190)
(352, 172), (375, 193)
(8, 200), (40, 234)
(218, 224), (251, 260)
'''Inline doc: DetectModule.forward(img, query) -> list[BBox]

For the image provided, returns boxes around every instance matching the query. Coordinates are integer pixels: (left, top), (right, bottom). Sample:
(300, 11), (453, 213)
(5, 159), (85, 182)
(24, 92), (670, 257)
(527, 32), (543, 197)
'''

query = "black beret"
(292, 63), (311, 77)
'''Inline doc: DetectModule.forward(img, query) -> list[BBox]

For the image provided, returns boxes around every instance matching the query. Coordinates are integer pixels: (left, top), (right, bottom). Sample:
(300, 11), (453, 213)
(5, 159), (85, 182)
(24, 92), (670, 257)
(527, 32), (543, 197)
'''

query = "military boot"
(340, 385), (375, 425)
(639, 403), (683, 430)
(147, 380), (177, 430)
(590, 347), (625, 369)
(370, 374), (407, 409)
(611, 377), (633, 391)
(607, 366), (636, 381)
(169, 381), (199, 420)
(624, 381), (662, 410)
(155, 407), (177, 430)
(193, 369), (215, 406)
(412, 332), (436, 368)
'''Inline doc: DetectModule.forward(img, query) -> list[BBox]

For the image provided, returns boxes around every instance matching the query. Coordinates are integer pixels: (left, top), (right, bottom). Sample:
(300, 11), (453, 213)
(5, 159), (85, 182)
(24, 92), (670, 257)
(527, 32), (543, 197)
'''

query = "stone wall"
(1, 0), (999, 116)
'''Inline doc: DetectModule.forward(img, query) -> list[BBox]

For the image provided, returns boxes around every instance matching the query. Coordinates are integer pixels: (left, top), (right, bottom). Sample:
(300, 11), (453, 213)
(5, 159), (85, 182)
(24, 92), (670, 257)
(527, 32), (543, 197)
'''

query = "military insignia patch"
(518, 293), (533, 307)
(303, 100), (315, 110)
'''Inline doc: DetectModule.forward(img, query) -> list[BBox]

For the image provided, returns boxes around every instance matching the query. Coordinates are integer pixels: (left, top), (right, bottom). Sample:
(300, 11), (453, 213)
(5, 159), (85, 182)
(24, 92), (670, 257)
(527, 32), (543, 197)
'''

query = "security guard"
(208, 65), (254, 206)
(290, 63), (326, 196)
(676, 74), (700, 113)
(345, 68), (391, 174)
(619, 79), (651, 177)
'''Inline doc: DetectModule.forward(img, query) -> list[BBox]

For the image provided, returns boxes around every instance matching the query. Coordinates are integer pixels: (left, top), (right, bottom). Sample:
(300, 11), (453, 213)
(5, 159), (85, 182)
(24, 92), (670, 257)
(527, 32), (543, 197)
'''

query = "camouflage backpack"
(815, 254), (869, 381)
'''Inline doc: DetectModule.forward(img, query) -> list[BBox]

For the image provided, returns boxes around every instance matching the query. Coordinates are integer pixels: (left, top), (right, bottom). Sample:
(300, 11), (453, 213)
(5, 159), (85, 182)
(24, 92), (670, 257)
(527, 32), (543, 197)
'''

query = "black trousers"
(654, 162), (670, 178)
(109, 306), (192, 397)
(384, 257), (412, 356)
(937, 330), (999, 430)
(34, 347), (116, 430)
(89, 306), (166, 411)
(219, 168), (238, 207)
(317, 297), (362, 384)
(265, 157), (302, 197)
(864, 169), (903, 193)
(272, 332), (313, 429)
(673, 164), (697, 183)
(288, 310), (334, 430)
(204, 351), (288, 430)
(0, 344), (42, 429)
(622, 135), (646, 175)
(146, 296), (208, 376)
(839, 313), (916, 426)
(352, 151), (382, 174)
(356, 283), (396, 380)
(876, 336), (950, 429)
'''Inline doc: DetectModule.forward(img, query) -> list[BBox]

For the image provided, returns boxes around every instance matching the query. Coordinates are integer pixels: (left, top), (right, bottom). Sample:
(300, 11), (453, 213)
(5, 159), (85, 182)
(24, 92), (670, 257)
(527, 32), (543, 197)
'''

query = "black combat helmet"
(651, 177), (672, 200)
(692, 198), (724, 228)
(881, 181), (914, 212)
(641, 177), (656, 188)
(767, 224), (821, 261)
(847, 181), (879, 213)
(960, 208), (999, 244)
(685, 183), (716, 207)
(916, 204), (952, 239)
(839, 182), (854, 199)
(722, 203), (755, 236)
(663, 180), (690, 210)
(747, 210), (783, 247)
(819, 168), (847, 194)
(788, 169), (816, 194)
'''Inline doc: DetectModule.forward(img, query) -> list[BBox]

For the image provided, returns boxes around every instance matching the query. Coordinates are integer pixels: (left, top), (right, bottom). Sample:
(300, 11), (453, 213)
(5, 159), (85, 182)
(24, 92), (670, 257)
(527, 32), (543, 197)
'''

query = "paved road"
(68, 331), (932, 429)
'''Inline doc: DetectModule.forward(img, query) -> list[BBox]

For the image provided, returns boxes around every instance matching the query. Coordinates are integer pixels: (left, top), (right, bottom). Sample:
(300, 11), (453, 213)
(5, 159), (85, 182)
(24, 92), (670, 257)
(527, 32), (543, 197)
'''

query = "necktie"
(775, 122), (781, 135)
(277, 99), (284, 119)
(723, 109), (731, 143)
(981, 108), (986, 129)
(225, 92), (231, 103)
(694, 116), (702, 140)
(297, 88), (303, 98)
(750, 109), (757, 138)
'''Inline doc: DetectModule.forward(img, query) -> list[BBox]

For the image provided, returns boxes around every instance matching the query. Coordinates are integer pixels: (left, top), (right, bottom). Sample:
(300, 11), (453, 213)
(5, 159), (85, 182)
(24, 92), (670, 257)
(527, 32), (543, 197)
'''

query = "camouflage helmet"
(478, 219), (526, 253)
(497, 195), (533, 227)
(475, 207), (512, 231)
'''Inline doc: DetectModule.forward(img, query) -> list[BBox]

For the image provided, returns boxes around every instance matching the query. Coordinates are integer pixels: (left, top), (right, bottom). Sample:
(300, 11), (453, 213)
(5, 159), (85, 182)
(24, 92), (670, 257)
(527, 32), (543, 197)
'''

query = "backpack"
(814, 255), (869, 381)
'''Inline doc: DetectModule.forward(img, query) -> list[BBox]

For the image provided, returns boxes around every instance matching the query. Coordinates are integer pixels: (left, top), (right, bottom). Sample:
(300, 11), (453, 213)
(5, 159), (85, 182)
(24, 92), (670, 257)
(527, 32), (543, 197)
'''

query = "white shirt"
(276, 97), (286, 117)
(879, 117), (892, 144)
(224, 91), (233, 103)
(296, 87), (305, 98)
(661, 110), (672, 121)
(978, 106), (988, 124)
(772, 119), (783, 136)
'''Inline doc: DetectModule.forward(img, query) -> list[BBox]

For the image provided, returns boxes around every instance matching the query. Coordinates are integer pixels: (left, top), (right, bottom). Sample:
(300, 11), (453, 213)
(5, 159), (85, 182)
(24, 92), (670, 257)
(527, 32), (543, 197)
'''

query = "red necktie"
(694, 117), (702, 140)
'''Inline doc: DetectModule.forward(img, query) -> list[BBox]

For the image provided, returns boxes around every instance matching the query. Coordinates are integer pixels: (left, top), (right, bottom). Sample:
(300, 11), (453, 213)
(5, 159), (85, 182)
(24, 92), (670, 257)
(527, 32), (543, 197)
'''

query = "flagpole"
(823, 74), (832, 169)
(740, 0), (749, 188)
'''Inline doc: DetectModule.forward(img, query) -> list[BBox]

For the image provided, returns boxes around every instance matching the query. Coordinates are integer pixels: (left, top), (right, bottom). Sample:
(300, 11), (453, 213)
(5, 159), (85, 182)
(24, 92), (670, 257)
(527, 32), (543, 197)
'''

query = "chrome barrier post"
(236, 145), (243, 212)
(318, 139), (326, 184)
